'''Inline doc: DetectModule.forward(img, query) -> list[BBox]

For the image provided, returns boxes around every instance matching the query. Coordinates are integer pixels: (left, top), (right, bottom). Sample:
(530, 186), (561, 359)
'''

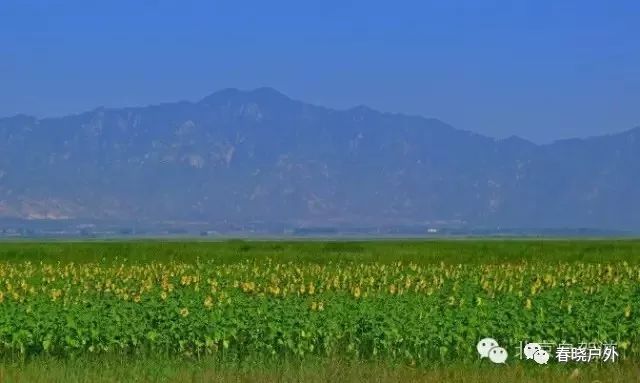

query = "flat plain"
(0, 239), (639, 382)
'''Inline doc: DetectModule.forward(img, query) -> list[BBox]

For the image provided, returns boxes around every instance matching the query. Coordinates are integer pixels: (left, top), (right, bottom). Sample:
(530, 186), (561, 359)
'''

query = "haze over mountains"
(1, 87), (639, 232)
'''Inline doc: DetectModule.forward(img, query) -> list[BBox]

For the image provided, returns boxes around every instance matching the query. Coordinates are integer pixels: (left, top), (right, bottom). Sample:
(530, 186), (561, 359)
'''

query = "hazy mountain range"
(1, 87), (639, 231)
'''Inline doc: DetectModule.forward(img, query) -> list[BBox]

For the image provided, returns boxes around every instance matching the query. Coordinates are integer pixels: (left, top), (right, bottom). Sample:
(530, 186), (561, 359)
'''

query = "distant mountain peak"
(199, 88), (241, 104)
(199, 87), (292, 106)
(251, 86), (289, 99)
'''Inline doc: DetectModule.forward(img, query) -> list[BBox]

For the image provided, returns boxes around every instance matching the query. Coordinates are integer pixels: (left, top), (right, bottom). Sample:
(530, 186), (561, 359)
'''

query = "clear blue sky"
(1, 0), (638, 142)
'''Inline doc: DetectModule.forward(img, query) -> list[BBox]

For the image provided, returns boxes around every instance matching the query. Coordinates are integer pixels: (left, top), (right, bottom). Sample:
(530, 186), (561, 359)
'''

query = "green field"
(0, 240), (639, 382)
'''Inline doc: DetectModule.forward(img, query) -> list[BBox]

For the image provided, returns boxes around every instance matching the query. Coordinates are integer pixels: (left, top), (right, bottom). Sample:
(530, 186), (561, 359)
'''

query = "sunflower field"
(0, 240), (639, 365)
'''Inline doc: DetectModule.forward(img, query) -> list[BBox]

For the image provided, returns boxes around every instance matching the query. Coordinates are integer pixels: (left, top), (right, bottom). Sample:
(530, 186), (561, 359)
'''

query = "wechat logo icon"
(477, 337), (508, 364)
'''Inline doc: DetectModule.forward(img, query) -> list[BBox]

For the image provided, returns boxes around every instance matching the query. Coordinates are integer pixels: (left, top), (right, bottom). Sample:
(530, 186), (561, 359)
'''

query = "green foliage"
(0, 240), (639, 365)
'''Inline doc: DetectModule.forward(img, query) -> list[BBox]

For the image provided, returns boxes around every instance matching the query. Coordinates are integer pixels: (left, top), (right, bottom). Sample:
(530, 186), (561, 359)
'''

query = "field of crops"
(1, 240), (639, 372)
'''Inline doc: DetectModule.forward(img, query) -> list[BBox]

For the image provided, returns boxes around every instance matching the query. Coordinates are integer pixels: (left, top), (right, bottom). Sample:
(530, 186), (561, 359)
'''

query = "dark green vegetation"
(0, 239), (639, 382)
(1, 238), (639, 264)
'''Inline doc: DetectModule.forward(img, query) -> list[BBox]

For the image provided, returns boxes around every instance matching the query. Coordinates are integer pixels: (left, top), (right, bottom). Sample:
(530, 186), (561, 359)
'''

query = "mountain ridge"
(4, 88), (637, 145)
(1, 88), (639, 230)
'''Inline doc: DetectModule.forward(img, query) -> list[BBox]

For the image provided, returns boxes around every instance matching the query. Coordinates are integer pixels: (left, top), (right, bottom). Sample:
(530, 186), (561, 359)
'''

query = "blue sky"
(1, 0), (638, 142)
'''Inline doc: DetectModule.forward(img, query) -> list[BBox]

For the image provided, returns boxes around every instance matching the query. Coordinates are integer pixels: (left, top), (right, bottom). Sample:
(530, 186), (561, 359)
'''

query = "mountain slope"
(1, 88), (638, 230)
